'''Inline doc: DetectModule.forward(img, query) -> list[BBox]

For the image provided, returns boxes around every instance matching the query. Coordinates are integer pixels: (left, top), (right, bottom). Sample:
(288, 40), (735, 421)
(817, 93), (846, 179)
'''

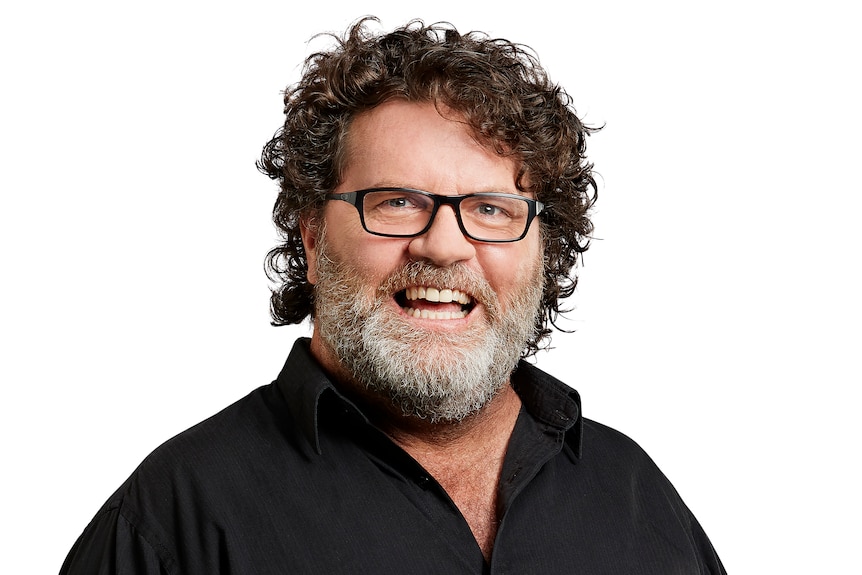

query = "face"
(303, 100), (544, 422)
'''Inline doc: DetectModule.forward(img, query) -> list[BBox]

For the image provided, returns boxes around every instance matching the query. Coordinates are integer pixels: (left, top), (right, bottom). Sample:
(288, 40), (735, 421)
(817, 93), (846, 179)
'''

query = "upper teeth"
(405, 286), (472, 305)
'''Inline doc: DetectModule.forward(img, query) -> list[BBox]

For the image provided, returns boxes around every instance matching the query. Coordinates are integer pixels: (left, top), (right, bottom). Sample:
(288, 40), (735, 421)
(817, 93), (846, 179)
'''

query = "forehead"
(339, 100), (521, 194)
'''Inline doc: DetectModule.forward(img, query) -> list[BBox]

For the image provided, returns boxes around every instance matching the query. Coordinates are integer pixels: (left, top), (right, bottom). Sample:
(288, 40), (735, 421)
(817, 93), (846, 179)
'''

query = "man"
(62, 19), (725, 574)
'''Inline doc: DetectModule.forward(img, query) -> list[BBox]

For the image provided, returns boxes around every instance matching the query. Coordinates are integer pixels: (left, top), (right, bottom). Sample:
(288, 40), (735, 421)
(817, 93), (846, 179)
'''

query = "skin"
(300, 100), (544, 559)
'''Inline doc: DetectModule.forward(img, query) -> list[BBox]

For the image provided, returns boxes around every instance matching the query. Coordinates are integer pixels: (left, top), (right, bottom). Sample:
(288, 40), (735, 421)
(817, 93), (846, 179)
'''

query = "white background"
(2, 1), (859, 573)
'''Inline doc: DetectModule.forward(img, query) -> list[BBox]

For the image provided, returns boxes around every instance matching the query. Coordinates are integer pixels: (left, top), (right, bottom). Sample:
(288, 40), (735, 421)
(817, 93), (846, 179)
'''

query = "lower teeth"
(404, 307), (467, 320)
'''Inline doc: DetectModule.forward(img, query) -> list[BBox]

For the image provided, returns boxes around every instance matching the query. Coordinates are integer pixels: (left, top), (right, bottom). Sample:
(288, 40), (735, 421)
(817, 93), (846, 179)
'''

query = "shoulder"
(580, 417), (677, 492)
(582, 418), (652, 461)
(579, 418), (707, 538)
(100, 381), (298, 534)
(62, 382), (299, 573)
(128, 381), (296, 495)
(152, 382), (287, 459)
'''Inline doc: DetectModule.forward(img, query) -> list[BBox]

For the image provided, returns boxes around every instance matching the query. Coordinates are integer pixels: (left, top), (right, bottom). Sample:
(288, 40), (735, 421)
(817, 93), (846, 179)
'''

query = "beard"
(311, 229), (544, 423)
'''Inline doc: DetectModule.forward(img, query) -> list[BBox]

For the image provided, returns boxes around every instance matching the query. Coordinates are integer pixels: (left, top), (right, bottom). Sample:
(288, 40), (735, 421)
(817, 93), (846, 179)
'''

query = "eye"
(470, 200), (514, 221)
(476, 203), (504, 217)
(364, 190), (434, 218)
(384, 197), (414, 209)
(367, 192), (422, 211)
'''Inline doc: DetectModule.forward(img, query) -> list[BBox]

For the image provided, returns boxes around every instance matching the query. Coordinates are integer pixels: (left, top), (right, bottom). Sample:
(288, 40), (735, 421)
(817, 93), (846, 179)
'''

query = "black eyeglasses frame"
(325, 187), (545, 243)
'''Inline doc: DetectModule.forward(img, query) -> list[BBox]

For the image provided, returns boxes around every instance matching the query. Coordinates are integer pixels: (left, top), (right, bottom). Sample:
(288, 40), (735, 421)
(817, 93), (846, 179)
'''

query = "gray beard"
(312, 234), (543, 423)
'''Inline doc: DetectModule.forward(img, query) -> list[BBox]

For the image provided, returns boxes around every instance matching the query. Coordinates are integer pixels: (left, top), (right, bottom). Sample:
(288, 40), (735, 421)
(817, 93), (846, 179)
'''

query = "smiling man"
(62, 19), (726, 574)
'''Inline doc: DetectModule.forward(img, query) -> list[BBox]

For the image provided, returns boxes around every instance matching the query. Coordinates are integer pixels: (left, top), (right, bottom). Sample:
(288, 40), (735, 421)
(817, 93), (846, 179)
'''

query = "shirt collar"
(274, 338), (340, 455)
(276, 338), (583, 457)
(512, 360), (583, 458)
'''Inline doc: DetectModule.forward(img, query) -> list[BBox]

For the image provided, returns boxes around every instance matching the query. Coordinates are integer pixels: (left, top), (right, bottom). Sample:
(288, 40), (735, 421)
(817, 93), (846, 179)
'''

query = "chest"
(432, 463), (503, 559)
(173, 453), (704, 575)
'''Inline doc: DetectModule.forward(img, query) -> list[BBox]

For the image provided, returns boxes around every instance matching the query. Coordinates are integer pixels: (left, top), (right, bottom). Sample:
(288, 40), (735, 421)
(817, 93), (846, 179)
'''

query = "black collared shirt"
(62, 339), (725, 574)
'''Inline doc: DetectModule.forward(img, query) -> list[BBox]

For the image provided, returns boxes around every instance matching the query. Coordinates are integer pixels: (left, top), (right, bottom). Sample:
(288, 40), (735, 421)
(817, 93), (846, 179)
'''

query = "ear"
(300, 216), (320, 285)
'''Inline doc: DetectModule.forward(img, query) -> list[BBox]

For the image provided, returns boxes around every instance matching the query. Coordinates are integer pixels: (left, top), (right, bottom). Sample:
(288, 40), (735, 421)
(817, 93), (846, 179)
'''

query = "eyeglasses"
(326, 187), (544, 243)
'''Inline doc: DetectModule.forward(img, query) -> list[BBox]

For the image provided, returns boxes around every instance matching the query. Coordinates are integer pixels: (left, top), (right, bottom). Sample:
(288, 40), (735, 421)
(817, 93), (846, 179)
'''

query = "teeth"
(402, 285), (473, 320)
(404, 286), (472, 305)
(405, 307), (468, 320)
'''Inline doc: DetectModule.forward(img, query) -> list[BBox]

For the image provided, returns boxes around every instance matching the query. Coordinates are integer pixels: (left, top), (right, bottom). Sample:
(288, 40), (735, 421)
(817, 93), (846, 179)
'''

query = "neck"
(378, 384), (522, 452)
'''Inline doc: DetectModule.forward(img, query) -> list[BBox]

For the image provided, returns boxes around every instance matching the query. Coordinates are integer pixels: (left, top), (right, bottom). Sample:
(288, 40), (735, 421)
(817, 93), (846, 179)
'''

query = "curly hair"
(258, 18), (598, 356)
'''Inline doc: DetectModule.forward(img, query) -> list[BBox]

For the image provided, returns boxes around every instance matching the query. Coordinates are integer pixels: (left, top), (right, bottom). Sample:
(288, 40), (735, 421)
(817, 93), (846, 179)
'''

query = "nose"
(407, 205), (476, 266)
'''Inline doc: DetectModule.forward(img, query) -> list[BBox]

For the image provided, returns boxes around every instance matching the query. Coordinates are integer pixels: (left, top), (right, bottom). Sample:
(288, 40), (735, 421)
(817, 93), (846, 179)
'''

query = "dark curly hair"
(258, 18), (598, 357)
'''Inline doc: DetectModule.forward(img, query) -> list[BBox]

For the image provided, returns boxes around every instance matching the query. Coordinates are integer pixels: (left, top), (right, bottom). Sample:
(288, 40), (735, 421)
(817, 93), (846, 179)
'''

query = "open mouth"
(395, 286), (475, 320)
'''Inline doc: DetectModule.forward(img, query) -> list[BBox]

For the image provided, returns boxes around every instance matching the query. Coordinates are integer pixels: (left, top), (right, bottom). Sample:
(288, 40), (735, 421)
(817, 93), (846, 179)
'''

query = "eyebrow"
(359, 182), (529, 197)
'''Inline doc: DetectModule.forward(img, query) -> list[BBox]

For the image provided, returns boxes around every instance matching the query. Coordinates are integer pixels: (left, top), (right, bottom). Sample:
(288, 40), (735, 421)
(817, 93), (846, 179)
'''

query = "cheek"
(480, 240), (543, 299)
(320, 203), (396, 276)
(326, 230), (412, 283)
(485, 229), (542, 276)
